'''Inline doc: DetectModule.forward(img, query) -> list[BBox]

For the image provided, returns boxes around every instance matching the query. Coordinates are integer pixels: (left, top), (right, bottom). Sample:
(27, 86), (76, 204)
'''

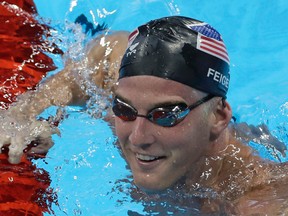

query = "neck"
(183, 129), (231, 189)
(205, 128), (230, 157)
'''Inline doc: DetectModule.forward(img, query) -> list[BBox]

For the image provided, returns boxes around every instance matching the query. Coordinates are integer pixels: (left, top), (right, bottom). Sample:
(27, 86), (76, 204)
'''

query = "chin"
(134, 173), (188, 195)
(137, 184), (168, 195)
(134, 177), (173, 194)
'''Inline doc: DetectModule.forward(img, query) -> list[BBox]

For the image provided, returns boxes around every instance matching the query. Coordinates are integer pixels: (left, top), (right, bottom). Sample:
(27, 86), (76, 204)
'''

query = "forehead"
(115, 76), (198, 103)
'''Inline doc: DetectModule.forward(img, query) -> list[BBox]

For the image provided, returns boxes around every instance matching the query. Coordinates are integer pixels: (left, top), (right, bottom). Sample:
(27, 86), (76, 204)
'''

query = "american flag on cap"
(186, 23), (230, 65)
(127, 28), (139, 47)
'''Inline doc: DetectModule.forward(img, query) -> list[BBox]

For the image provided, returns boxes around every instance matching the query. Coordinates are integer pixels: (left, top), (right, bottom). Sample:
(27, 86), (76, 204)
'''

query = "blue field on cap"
(33, 0), (288, 215)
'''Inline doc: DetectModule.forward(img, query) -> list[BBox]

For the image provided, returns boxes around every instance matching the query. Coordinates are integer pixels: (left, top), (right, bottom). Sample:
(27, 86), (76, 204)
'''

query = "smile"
(136, 153), (165, 162)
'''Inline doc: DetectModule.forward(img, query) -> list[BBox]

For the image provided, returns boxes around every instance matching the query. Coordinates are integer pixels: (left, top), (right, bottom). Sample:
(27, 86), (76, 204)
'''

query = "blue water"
(32, 0), (288, 215)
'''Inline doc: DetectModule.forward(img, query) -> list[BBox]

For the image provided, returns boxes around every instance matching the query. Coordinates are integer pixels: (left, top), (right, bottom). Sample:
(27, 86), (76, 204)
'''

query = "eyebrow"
(151, 100), (186, 108)
(114, 94), (187, 109)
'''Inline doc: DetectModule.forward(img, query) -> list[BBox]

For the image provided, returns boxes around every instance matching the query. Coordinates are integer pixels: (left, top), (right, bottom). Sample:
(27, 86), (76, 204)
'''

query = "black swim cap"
(119, 16), (230, 98)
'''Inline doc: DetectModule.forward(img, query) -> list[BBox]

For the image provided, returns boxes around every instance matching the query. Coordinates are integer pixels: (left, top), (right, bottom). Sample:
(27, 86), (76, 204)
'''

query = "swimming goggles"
(112, 94), (214, 127)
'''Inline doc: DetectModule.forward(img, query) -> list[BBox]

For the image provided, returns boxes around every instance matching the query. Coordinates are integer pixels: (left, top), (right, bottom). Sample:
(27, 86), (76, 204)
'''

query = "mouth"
(136, 153), (166, 162)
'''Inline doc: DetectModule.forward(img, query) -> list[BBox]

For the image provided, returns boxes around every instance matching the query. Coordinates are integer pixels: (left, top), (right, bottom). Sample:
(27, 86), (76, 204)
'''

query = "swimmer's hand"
(0, 108), (64, 164)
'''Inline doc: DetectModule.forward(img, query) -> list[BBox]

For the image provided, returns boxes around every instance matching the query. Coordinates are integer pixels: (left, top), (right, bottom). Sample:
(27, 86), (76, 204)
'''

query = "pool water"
(31, 0), (288, 215)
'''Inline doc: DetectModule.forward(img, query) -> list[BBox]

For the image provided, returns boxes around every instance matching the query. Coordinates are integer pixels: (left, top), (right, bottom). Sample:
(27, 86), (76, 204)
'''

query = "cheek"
(173, 116), (211, 153)
(187, 110), (211, 136)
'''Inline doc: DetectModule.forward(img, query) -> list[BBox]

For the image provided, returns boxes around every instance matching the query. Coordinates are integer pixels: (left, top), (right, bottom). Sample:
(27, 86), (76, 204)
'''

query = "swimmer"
(3, 14), (288, 214)
(112, 16), (288, 214)
(4, 25), (284, 163)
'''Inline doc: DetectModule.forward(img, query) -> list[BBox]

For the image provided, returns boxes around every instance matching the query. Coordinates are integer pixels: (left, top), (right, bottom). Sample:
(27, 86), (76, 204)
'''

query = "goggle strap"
(188, 94), (214, 110)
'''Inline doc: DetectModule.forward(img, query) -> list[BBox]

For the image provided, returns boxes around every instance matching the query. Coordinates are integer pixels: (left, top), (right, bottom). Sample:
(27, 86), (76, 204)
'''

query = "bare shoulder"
(235, 162), (288, 215)
(86, 31), (129, 58)
(83, 31), (129, 89)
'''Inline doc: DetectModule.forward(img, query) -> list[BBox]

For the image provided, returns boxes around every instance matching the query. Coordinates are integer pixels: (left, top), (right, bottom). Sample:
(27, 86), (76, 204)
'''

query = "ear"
(210, 99), (232, 141)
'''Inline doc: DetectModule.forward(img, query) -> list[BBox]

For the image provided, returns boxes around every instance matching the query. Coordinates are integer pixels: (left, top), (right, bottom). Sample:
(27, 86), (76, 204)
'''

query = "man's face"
(114, 76), (212, 192)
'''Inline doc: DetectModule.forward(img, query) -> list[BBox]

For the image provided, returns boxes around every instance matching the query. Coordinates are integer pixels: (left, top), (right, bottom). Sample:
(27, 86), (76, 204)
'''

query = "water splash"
(0, 107), (64, 163)
(38, 17), (113, 119)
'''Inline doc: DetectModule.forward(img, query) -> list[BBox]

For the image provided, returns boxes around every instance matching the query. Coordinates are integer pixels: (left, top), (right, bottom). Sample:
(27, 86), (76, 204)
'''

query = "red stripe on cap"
(199, 45), (230, 63)
(201, 41), (228, 56)
(128, 28), (139, 42)
(201, 35), (225, 47)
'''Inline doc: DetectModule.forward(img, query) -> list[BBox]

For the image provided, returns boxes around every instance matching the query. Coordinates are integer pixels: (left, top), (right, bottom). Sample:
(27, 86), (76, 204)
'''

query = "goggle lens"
(112, 94), (214, 127)
(112, 97), (188, 127)
(112, 99), (137, 121)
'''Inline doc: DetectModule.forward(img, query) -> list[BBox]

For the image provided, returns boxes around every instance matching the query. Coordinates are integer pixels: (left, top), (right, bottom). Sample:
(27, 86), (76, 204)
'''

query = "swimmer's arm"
(1, 31), (129, 163)
(10, 64), (87, 117)
(11, 31), (129, 117)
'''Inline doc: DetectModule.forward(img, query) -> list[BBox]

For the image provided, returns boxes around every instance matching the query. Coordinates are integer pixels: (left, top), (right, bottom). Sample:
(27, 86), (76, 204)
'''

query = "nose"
(128, 117), (156, 148)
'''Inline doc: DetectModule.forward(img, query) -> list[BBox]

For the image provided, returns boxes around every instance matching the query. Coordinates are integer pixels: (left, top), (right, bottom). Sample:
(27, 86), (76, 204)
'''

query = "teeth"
(136, 153), (160, 161)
